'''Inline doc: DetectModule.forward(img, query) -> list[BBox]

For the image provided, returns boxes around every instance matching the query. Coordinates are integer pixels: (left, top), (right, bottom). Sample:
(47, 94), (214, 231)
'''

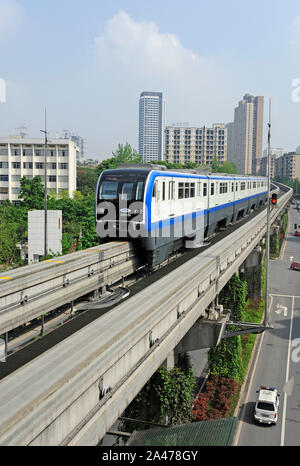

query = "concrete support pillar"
(162, 346), (180, 369)
(240, 246), (264, 299)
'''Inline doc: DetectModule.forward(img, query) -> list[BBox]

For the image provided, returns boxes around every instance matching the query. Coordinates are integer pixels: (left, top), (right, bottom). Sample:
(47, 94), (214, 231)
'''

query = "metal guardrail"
(0, 186), (292, 445)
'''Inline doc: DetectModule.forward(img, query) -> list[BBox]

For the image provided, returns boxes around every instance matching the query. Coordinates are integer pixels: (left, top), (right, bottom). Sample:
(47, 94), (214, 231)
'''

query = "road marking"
(275, 304), (288, 316)
(0, 277), (12, 280)
(84, 250), (101, 252)
(44, 260), (65, 263)
(280, 295), (295, 446)
(233, 295), (274, 445)
(270, 293), (300, 299)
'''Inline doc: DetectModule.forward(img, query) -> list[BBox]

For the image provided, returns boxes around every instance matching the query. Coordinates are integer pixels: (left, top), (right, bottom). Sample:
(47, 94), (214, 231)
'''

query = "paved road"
(236, 205), (300, 446)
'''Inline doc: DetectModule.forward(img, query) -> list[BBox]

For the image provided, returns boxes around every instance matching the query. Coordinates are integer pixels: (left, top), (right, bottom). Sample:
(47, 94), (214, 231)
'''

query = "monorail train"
(95, 164), (268, 266)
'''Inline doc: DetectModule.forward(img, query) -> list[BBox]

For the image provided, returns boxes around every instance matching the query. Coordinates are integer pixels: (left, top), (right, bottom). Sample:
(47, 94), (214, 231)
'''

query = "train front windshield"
(98, 176), (145, 202)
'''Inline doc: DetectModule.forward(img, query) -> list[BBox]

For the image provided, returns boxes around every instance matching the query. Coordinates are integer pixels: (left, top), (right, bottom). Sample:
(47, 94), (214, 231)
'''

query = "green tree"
(0, 220), (20, 265)
(73, 190), (85, 202)
(208, 274), (247, 382)
(211, 158), (238, 174)
(77, 165), (99, 195)
(18, 176), (45, 210)
(97, 142), (142, 175)
(119, 364), (196, 434)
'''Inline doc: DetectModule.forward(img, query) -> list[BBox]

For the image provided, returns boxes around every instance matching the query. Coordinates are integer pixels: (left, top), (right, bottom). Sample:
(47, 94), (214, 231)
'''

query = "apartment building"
(274, 152), (300, 181)
(0, 137), (77, 203)
(227, 94), (264, 174)
(263, 147), (288, 158)
(164, 123), (227, 166)
(253, 154), (276, 178)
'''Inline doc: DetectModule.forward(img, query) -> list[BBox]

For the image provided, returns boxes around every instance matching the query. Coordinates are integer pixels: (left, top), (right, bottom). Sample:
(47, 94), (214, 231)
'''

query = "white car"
(254, 386), (280, 425)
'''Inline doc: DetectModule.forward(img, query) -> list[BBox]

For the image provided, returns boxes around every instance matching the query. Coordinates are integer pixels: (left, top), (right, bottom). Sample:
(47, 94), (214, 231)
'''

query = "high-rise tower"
(227, 94), (264, 174)
(138, 92), (164, 162)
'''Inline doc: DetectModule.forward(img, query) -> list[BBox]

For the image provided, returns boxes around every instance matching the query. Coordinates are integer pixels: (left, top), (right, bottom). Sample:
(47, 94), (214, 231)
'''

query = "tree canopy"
(96, 142), (141, 175)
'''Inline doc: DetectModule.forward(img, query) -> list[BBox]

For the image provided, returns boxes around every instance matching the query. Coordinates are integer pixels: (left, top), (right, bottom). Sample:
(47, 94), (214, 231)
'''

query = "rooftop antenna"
(16, 125), (28, 138)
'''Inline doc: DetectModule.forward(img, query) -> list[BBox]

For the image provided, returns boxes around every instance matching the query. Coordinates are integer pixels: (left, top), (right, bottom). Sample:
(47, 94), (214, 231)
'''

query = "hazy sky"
(1, 0), (300, 159)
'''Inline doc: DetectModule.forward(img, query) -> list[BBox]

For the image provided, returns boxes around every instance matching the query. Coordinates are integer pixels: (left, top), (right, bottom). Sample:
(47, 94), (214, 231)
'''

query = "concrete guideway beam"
(0, 187), (293, 446)
(0, 242), (136, 334)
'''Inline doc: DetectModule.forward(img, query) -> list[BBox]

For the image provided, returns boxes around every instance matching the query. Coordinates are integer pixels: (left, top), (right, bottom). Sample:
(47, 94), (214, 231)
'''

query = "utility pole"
(264, 98), (271, 326)
(40, 108), (48, 260)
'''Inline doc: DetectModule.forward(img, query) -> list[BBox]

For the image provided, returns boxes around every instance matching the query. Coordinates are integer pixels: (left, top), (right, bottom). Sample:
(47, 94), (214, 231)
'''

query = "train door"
(152, 180), (160, 220)
(168, 179), (175, 217)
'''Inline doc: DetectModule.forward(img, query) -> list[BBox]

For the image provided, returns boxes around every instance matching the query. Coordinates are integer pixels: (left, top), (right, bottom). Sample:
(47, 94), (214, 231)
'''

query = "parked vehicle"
(290, 261), (300, 271)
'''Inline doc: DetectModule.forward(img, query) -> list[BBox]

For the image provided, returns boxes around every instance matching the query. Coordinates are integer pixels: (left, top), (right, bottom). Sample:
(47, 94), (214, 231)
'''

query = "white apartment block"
(0, 137), (77, 203)
(165, 123), (227, 166)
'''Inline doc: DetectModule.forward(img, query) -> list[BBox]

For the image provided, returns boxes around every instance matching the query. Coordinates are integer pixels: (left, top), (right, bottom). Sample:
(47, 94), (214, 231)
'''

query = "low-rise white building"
(0, 137), (78, 203)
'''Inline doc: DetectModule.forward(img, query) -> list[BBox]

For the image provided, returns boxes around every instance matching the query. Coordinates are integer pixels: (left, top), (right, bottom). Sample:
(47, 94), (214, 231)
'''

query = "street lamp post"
(264, 98), (271, 326)
(40, 108), (48, 260)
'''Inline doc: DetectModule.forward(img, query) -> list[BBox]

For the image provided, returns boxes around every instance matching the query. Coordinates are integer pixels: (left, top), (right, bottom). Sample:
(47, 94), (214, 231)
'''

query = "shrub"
(193, 375), (239, 421)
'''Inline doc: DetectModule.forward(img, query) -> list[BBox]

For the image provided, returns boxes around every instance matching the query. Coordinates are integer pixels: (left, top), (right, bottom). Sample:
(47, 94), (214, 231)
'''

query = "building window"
(0, 175), (9, 181)
(49, 175), (57, 182)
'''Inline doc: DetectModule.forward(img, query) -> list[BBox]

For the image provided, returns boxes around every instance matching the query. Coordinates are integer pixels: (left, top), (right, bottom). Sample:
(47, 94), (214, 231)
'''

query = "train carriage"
(95, 164), (268, 267)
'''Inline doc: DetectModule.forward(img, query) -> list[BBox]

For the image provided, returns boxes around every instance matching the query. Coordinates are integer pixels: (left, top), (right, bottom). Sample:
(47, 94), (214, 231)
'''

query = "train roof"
(102, 164), (267, 179)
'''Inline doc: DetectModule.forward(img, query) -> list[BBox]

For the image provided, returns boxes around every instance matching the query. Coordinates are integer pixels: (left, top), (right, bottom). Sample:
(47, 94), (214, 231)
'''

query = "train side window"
(178, 182), (184, 199)
(152, 182), (157, 198)
(236, 182), (238, 191)
(211, 183), (214, 195)
(232, 182), (234, 192)
(184, 182), (190, 198)
(203, 183), (207, 196)
(162, 181), (166, 201)
(190, 183), (195, 198)
(197, 182), (201, 197)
